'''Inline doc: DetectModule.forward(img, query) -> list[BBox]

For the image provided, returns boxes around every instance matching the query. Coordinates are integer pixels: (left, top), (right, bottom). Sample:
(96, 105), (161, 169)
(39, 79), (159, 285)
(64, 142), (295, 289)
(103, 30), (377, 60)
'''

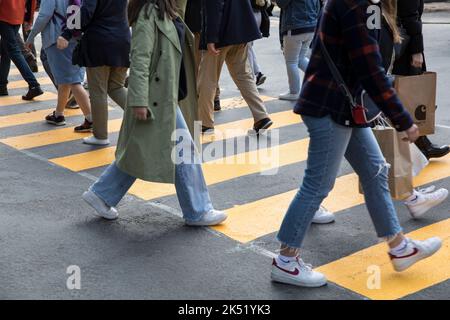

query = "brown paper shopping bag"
(373, 125), (413, 200)
(359, 124), (413, 200)
(394, 72), (437, 135)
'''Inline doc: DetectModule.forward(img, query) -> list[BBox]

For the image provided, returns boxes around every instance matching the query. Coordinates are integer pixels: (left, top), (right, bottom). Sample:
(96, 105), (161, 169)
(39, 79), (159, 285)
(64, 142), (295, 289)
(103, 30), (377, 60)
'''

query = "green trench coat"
(115, 5), (198, 184)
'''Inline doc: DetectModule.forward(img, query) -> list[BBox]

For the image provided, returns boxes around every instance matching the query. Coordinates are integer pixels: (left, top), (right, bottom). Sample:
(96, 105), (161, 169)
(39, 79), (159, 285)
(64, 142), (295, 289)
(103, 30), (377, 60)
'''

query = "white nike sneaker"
(417, 185), (436, 194)
(312, 206), (335, 224)
(271, 257), (327, 287)
(405, 188), (448, 218)
(390, 237), (442, 272)
(279, 92), (300, 101)
(82, 190), (119, 220)
(185, 210), (227, 226)
(83, 136), (110, 146)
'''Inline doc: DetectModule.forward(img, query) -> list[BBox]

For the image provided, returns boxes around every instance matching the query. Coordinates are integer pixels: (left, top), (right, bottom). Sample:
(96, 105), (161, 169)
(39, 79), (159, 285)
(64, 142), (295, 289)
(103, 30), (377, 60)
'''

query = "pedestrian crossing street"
(1, 65), (449, 300)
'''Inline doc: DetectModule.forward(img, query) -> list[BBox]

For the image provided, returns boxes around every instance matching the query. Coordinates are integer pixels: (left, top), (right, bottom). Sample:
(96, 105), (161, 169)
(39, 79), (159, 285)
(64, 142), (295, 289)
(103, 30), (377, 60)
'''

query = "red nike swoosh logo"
(389, 248), (419, 260)
(274, 264), (300, 276)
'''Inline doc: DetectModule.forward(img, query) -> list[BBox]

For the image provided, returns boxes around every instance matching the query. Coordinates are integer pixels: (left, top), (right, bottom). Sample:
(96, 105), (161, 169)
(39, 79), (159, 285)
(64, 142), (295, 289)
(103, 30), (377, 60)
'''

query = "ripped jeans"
(277, 115), (402, 248)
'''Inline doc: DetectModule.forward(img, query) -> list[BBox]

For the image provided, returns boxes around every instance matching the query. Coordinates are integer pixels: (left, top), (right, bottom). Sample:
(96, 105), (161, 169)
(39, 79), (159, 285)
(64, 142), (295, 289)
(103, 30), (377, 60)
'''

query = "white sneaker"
(405, 188), (448, 218)
(82, 190), (119, 220)
(312, 206), (335, 224)
(390, 237), (442, 272)
(271, 257), (327, 287)
(83, 136), (110, 146)
(279, 92), (300, 101)
(185, 210), (227, 226)
(417, 185), (436, 194)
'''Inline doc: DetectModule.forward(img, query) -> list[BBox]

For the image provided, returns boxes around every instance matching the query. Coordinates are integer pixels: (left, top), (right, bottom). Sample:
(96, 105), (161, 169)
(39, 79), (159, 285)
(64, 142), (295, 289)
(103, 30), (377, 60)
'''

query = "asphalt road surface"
(0, 13), (449, 300)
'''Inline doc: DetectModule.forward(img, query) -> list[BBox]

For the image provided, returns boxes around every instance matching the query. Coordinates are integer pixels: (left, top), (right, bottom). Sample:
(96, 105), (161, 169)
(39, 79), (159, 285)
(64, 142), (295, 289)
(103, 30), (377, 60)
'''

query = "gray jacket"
(26, 0), (70, 49)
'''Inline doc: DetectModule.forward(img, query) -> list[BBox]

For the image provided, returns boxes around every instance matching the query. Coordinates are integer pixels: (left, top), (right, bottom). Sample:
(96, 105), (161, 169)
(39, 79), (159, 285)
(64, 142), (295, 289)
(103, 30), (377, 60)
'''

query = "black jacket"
(185, 0), (201, 33)
(63, 0), (131, 68)
(201, 0), (261, 49)
(393, 0), (426, 75)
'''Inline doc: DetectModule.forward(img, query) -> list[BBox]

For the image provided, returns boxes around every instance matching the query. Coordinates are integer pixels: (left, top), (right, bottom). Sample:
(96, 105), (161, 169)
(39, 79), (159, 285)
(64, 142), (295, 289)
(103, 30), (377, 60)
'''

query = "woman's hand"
(411, 53), (424, 69)
(133, 107), (148, 121)
(57, 36), (69, 50)
(403, 124), (420, 143)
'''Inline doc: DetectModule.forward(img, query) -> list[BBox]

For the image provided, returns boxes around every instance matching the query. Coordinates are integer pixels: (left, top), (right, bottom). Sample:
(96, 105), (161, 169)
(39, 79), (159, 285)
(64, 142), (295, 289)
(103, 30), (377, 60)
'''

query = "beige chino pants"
(197, 44), (268, 128)
(86, 66), (128, 140)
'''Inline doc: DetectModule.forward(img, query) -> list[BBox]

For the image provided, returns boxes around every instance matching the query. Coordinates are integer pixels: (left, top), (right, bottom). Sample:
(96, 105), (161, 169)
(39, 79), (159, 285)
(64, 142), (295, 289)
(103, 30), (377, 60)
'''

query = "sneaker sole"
(279, 96), (299, 101)
(271, 271), (328, 288)
(74, 128), (93, 133)
(83, 140), (110, 146)
(46, 120), (66, 126)
(185, 215), (227, 227)
(312, 216), (336, 224)
(393, 242), (442, 272)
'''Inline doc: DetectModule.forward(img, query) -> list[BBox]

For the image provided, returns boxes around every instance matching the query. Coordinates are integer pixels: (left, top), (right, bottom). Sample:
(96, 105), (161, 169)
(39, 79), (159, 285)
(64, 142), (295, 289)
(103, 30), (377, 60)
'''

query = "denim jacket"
(25, 0), (69, 50)
(277, 0), (321, 34)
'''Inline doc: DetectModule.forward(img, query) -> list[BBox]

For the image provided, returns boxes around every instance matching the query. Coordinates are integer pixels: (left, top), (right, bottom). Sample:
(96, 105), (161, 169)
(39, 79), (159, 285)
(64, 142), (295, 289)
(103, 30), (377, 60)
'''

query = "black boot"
(0, 85), (8, 96)
(415, 136), (450, 160)
(22, 86), (44, 101)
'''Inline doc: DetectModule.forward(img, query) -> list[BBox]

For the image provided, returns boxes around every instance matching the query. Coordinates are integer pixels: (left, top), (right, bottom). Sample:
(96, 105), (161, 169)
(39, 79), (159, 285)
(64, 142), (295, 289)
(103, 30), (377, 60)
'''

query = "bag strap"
(318, 35), (357, 108)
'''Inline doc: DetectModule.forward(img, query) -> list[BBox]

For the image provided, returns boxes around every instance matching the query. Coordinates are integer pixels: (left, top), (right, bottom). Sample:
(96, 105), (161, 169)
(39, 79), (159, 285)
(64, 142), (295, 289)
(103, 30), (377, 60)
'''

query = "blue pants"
(277, 115), (403, 248)
(90, 107), (213, 222)
(0, 22), (39, 88)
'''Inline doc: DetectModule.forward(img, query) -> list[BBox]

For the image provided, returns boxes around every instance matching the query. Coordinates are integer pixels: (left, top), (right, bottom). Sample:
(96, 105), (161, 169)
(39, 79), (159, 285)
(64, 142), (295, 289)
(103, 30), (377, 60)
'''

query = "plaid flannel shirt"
(294, 0), (414, 131)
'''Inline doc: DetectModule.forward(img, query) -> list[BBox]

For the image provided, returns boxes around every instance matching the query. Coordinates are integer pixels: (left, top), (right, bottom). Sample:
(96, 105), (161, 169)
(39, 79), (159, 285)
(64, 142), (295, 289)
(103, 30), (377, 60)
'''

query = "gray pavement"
(0, 12), (449, 300)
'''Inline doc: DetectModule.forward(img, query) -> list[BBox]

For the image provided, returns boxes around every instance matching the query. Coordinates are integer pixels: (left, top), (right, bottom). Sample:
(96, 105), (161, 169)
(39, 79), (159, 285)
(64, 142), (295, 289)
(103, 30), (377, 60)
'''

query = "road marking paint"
(0, 118), (122, 149)
(213, 154), (450, 243)
(8, 77), (53, 89)
(317, 218), (450, 300)
(0, 108), (81, 129)
(0, 92), (57, 107)
(49, 110), (302, 171)
(220, 95), (276, 110)
(0, 106), (113, 129)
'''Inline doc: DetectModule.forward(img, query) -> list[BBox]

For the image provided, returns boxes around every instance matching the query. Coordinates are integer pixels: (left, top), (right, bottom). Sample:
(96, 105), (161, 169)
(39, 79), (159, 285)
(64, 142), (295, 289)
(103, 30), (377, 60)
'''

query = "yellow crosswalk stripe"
(49, 110), (302, 171)
(220, 95), (276, 110)
(0, 106), (113, 130)
(317, 218), (450, 300)
(0, 92), (57, 107)
(8, 78), (53, 89)
(127, 138), (309, 200)
(1, 94), (279, 148)
(213, 154), (450, 243)
(0, 118), (122, 149)
(0, 108), (82, 129)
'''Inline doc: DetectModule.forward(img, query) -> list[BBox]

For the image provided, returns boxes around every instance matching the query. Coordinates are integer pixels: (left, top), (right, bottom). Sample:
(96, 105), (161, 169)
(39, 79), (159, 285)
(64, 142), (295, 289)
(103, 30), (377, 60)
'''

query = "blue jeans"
(0, 22), (39, 88)
(90, 107), (214, 222)
(283, 32), (314, 94)
(277, 115), (402, 248)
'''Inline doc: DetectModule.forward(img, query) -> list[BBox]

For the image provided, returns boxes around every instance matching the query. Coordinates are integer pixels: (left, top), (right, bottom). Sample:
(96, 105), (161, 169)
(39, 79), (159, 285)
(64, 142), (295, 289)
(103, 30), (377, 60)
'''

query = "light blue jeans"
(90, 107), (214, 222)
(277, 115), (403, 248)
(283, 32), (314, 94)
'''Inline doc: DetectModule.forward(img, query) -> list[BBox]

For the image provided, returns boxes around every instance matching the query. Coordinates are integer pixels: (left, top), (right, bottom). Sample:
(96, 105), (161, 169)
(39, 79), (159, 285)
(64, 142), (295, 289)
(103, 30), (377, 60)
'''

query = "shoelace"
(296, 257), (313, 272)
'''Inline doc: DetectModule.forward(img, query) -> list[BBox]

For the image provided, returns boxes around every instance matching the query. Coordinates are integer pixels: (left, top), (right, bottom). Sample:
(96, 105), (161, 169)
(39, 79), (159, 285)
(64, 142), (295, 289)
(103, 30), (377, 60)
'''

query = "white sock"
(55, 111), (64, 117)
(85, 114), (92, 122)
(276, 254), (297, 266)
(389, 238), (413, 256)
